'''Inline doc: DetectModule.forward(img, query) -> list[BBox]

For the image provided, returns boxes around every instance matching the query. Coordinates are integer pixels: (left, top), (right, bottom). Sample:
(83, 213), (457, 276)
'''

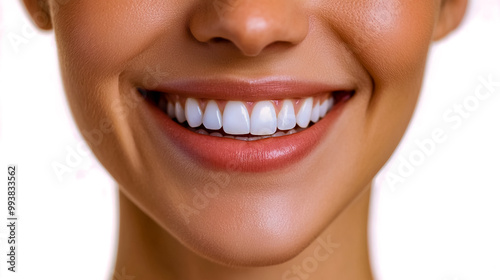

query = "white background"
(0, 0), (499, 279)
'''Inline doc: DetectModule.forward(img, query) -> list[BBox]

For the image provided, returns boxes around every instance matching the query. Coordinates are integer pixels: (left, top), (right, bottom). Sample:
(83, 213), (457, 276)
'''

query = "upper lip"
(142, 76), (355, 100)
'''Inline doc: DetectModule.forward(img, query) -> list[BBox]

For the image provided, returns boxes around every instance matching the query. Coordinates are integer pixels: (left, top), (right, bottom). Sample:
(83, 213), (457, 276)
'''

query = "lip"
(136, 78), (352, 173)
(144, 77), (355, 101)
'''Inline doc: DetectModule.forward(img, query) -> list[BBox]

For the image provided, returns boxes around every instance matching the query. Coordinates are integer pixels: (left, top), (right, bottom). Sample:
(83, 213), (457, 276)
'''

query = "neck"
(113, 185), (373, 280)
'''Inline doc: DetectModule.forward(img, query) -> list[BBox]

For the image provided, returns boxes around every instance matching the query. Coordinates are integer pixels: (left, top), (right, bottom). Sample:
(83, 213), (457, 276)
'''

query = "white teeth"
(251, 101), (277, 136)
(167, 102), (176, 119)
(161, 94), (338, 138)
(328, 96), (334, 111)
(296, 97), (313, 128)
(319, 100), (328, 118)
(278, 100), (296, 130)
(185, 98), (203, 127)
(203, 100), (223, 130)
(311, 101), (320, 123)
(188, 125), (304, 140)
(175, 102), (186, 123)
(222, 101), (250, 135)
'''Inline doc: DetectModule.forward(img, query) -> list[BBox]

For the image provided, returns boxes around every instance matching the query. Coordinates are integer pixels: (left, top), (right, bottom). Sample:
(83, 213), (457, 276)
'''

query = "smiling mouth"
(139, 89), (354, 141)
(134, 78), (356, 172)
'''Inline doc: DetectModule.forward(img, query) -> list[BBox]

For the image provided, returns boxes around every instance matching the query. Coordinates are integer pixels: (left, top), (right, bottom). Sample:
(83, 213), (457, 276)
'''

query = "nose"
(189, 0), (309, 57)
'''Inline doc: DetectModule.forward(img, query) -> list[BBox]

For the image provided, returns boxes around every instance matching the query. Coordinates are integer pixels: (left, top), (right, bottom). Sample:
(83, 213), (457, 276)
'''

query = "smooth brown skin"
(24, 0), (467, 279)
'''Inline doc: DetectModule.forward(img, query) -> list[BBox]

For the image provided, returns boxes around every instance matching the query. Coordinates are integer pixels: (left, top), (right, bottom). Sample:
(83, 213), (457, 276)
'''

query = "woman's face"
(29, 0), (464, 265)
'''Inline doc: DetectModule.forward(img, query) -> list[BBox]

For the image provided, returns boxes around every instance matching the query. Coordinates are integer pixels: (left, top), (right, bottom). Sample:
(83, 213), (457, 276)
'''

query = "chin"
(160, 187), (330, 267)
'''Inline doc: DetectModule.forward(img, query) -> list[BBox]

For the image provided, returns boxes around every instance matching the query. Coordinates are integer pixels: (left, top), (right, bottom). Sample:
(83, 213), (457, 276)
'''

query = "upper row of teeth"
(158, 95), (335, 136)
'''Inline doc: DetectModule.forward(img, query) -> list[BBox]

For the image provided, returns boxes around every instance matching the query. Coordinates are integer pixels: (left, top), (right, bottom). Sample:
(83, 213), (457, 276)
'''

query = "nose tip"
(189, 0), (309, 57)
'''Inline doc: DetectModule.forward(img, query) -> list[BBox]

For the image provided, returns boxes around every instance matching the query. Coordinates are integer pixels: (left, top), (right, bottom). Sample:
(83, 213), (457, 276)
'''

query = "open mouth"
(134, 78), (356, 172)
(139, 89), (354, 141)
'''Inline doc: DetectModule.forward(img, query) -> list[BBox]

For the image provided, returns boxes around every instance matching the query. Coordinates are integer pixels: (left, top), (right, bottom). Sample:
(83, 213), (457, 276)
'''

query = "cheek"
(361, 1), (439, 168)
(51, 0), (178, 75)
(365, 1), (437, 84)
(49, 0), (188, 180)
(50, 0), (187, 146)
(315, 0), (440, 174)
(318, 0), (438, 84)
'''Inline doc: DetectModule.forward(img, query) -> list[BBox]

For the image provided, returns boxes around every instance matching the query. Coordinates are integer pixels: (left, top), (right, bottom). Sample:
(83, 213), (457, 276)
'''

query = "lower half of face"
(51, 0), (437, 265)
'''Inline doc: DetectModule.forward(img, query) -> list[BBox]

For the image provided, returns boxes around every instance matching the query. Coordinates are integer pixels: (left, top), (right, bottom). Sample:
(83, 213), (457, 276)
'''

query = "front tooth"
(251, 101), (277, 135)
(175, 102), (186, 123)
(167, 102), (176, 119)
(296, 97), (313, 128)
(203, 100), (222, 130)
(223, 101), (250, 135)
(185, 98), (203, 127)
(278, 100), (296, 130)
(319, 100), (328, 118)
(311, 101), (320, 123)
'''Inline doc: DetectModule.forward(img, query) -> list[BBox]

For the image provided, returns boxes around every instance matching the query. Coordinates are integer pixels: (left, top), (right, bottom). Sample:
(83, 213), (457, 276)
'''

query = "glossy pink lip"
(138, 79), (353, 172)
(145, 77), (355, 101)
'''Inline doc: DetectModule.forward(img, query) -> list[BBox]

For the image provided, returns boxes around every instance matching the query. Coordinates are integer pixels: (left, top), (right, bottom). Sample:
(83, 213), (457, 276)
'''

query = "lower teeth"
(188, 126), (304, 141)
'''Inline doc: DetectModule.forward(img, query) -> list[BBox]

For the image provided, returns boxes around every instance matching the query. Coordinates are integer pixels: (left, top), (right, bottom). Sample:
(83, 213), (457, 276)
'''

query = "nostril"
(211, 37), (231, 44)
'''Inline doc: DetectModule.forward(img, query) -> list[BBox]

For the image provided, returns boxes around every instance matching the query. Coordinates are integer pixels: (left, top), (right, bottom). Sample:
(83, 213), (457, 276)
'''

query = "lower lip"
(141, 95), (347, 173)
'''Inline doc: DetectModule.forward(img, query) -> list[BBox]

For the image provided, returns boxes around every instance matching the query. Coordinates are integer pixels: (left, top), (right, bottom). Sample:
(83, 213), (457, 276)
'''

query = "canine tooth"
(319, 100), (328, 118)
(185, 98), (203, 127)
(296, 97), (313, 128)
(175, 102), (186, 123)
(250, 101), (277, 136)
(311, 101), (320, 123)
(278, 100), (296, 130)
(223, 101), (250, 135)
(327, 96), (334, 111)
(167, 102), (176, 119)
(203, 100), (222, 130)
